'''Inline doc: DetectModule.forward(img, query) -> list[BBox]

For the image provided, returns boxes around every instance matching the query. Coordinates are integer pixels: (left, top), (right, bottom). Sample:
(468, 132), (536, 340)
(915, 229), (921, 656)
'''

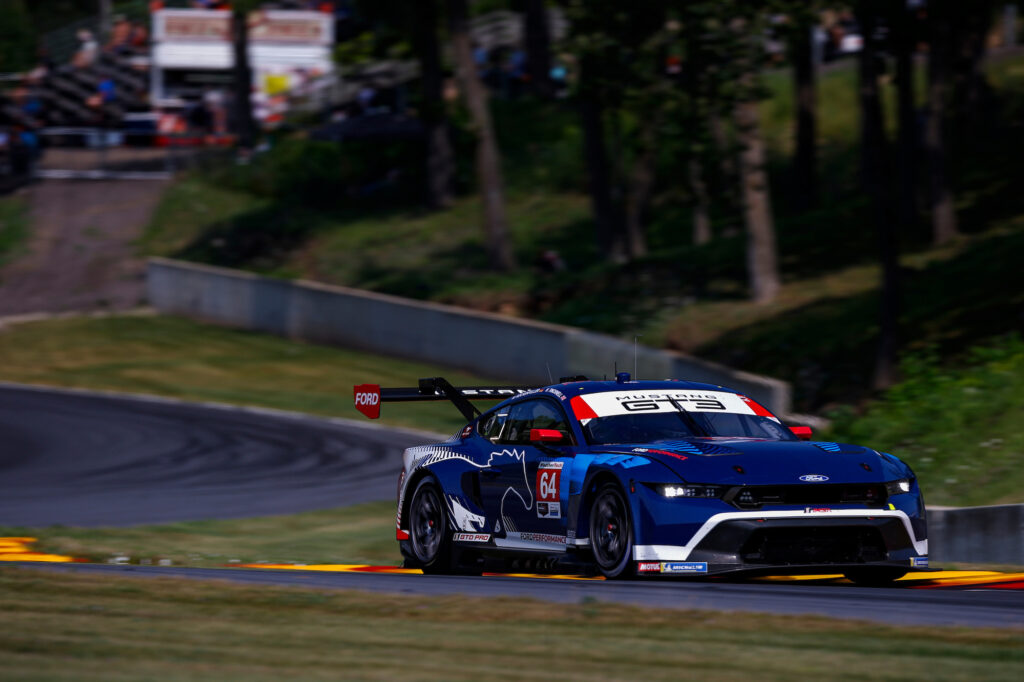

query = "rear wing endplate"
(353, 377), (539, 422)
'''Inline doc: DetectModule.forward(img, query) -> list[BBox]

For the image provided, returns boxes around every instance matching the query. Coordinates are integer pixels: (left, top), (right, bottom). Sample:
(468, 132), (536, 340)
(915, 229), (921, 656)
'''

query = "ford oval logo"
(799, 474), (829, 482)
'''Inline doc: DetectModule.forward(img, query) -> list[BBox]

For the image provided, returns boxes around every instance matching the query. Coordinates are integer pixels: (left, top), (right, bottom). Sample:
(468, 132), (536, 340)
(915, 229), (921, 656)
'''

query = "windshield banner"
(571, 390), (769, 419)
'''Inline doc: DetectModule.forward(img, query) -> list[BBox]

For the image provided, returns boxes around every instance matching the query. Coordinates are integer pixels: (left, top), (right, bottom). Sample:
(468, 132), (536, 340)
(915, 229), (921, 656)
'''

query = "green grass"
(0, 314), (500, 435)
(0, 194), (29, 268)
(1, 567), (1022, 681)
(827, 334), (1024, 507)
(1, 501), (400, 567)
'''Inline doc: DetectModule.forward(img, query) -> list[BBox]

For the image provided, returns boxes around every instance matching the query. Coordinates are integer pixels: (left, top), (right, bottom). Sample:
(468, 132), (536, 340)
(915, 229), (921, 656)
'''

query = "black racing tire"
(408, 477), (454, 574)
(843, 568), (908, 586)
(589, 482), (636, 579)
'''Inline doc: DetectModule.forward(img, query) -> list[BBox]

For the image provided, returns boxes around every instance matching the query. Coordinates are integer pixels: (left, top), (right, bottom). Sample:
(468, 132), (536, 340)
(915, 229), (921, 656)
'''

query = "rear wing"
(353, 377), (540, 422)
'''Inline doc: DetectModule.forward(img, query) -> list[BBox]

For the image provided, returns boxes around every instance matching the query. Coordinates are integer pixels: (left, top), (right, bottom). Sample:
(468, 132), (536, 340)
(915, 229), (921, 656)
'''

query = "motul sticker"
(353, 384), (381, 419)
(638, 562), (662, 573)
(537, 462), (562, 505)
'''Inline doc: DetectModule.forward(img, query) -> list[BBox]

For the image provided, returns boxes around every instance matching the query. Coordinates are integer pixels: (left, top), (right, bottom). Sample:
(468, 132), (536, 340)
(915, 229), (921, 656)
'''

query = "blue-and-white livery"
(354, 375), (928, 583)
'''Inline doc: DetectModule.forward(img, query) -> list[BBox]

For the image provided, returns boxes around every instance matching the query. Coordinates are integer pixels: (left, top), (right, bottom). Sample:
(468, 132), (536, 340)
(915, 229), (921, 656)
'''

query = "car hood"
(590, 438), (907, 485)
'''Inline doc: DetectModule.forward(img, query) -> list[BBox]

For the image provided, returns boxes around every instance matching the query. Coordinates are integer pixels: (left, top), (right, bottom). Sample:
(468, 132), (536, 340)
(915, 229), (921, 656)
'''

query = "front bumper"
(633, 509), (928, 575)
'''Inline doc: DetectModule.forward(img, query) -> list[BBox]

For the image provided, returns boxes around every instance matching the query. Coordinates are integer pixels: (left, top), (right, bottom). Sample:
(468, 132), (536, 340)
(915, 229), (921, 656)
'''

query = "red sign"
(353, 384), (381, 419)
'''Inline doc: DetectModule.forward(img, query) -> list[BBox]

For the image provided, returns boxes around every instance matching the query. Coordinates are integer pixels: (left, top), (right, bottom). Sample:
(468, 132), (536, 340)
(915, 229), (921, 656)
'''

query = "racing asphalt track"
(1, 383), (1023, 628)
(0, 383), (433, 526)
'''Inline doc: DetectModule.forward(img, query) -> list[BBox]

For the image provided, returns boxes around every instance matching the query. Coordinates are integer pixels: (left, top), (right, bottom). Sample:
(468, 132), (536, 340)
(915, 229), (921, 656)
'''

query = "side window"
(496, 399), (571, 445)
(479, 410), (510, 444)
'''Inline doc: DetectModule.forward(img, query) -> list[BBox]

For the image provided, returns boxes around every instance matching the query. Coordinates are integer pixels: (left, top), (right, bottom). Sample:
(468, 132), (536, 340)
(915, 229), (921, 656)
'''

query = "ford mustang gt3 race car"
(353, 375), (928, 584)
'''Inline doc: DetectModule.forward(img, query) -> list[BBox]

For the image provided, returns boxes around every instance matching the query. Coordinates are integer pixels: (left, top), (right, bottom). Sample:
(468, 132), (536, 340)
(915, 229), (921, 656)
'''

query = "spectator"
(203, 88), (228, 135)
(107, 15), (132, 53)
(98, 77), (117, 104)
(130, 23), (149, 49)
(72, 29), (99, 68)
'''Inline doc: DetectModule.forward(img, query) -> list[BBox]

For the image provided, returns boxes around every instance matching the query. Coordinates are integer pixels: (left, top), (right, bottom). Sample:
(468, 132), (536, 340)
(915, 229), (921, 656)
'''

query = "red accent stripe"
(396, 529), (410, 540)
(570, 395), (598, 420)
(739, 395), (775, 418)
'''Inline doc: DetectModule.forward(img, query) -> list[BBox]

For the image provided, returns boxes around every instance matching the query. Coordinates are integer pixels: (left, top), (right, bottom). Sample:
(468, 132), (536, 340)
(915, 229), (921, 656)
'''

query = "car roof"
(549, 379), (735, 395)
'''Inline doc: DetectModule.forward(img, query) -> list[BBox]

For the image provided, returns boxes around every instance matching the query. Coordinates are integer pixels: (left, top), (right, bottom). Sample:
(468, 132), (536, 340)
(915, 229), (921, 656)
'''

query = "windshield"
(583, 412), (796, 444)
(571, 389), (797, 445)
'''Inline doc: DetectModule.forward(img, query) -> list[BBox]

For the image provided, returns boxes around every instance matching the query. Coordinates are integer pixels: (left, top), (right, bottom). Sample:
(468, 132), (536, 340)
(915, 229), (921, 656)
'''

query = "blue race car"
(353, 375), (928, 584)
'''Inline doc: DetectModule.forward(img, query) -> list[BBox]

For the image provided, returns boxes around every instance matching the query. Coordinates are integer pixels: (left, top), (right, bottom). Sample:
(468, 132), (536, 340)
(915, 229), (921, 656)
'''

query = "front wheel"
(843, 568), (907, 586)
(589, 482), (635, 579)
(408, 477), (454, 574)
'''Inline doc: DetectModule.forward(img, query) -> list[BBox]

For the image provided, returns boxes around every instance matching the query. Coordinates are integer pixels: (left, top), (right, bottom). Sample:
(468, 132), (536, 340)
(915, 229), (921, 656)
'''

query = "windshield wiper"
(666, 396), (711, 437)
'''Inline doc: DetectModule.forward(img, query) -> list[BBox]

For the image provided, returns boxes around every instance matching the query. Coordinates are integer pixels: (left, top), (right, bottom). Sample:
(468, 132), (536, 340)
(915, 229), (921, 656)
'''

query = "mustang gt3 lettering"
(357, 374), (929, 583)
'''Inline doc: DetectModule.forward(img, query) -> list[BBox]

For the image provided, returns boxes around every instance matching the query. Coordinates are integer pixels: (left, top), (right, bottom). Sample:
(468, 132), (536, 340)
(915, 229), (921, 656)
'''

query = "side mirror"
(790, 425), (813, 441)
(530, 428), (566, 444)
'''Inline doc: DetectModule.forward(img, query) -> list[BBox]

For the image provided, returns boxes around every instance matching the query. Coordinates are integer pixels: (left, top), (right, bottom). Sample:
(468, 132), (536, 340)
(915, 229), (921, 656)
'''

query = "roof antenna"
(545, 362), (554, 384)
(634, 334), (643, 380)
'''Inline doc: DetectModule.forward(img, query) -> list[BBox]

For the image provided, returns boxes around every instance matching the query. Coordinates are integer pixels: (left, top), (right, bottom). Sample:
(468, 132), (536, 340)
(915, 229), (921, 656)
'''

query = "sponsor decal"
(353, 384), (381, 419)
(460, 388), (532, 397)
(460, 425), (473, 439)
(453, 533), (490, 543)
(911, 556), (929, 568)
(519, 532), (566, 545)
(798, 474), (829, 482)
(804, 507), (832, 513)
(572, 390), (757, 419)
(637, 561), (662, 573)
(537, 501), (561, 519)
(566, 529), (576, 540)
(632, 447), (687, 461)
(660, 562), (708, 574)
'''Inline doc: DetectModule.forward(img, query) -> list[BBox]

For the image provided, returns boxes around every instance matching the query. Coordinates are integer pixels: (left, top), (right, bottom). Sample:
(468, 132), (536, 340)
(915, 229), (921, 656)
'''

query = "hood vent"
(655, 440), (741, 456)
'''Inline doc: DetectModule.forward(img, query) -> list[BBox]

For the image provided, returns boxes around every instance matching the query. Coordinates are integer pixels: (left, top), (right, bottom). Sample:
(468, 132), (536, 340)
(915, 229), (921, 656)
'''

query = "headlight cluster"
(885, 478), (912, 496)
(653, 483), (722, 499)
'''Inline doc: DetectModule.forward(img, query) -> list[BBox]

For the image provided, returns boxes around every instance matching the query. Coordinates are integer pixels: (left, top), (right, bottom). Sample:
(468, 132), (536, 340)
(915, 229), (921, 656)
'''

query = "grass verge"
(0, 501), (399, 567)
(1, 567), (1022, 681)
(0, 314), (499, 435)
(0, 194), (29, 268)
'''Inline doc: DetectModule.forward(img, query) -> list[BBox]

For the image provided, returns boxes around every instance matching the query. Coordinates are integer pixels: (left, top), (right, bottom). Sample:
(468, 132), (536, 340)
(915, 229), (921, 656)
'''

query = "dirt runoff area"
(0, 178), (167, 315)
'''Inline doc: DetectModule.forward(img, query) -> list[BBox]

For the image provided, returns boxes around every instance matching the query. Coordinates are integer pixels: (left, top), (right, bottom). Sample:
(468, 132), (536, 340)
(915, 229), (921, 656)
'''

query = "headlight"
(885, 479), (912, 496)
(649, 483), (722, 499)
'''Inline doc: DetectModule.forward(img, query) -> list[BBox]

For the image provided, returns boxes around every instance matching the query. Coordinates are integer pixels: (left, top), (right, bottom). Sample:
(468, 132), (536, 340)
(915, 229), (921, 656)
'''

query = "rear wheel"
(843, 567), (907, 586)
(408, 477), (454, 574)
(589, 482), (635, 579)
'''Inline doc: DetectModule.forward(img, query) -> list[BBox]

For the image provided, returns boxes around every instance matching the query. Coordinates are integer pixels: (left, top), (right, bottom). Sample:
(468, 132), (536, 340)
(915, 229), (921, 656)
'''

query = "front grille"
(740, 526), (888, 565)
(727, 483), (886, 510)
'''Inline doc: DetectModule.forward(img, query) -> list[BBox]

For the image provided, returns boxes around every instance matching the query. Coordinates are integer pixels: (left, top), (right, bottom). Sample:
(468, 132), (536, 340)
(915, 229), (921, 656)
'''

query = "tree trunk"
(857, 3), (900, 391)
(927, 1), (959, 246)
(523, 0), (553, 98)
(414, 0), (454, 209)
(624, 116), (656, 259)
(579, 83), (625, 263)
(734, 99), (780, 304)
(231, 9), (256, 149)
(950, 0), (995, 137)
(893, 2), (918, 236)
(792, 23), (817, 209)
(448, 0), (516, 271)
(689, 157), (712, 245)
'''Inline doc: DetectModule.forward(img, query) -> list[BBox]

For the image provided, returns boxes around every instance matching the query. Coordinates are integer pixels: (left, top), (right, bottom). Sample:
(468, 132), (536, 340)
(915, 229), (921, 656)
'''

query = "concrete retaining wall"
(147, 258), (791, 413)
(928, 504), (1024, 565)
